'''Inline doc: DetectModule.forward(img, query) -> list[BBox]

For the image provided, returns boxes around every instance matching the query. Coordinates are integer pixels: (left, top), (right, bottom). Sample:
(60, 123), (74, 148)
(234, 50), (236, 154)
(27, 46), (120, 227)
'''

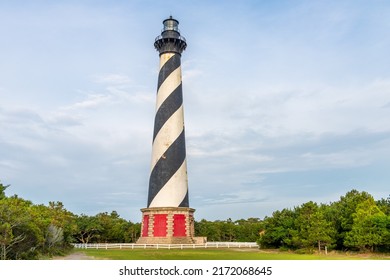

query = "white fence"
(73, 242), (258, 250)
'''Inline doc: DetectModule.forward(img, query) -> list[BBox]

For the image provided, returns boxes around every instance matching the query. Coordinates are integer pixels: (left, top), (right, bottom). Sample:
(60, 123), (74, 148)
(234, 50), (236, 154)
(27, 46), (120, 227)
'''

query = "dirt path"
(52, 252), (95, 260)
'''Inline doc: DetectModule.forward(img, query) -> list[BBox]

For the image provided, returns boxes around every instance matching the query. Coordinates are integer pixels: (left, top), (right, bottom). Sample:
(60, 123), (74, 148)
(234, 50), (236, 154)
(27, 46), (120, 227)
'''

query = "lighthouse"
(138, 16), (199, 244)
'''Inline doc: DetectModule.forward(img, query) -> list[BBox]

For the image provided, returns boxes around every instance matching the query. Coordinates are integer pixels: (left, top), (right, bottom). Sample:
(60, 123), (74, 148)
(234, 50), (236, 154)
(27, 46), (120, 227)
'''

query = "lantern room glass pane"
(163, 19), (179, 32)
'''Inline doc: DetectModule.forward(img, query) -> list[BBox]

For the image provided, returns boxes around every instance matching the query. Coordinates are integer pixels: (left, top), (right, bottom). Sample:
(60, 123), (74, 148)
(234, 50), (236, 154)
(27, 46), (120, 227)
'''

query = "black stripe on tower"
(148, 130), (188, 207)
(153, 84), (183, 141)
(157, 54), (181, 90)
(179, 191), (189, 207)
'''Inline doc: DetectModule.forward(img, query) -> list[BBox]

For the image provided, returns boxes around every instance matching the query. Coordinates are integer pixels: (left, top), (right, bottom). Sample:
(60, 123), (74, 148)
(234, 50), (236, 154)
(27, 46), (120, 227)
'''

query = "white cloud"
(65, 93), (112, 110)
(92, 73), (132, 85)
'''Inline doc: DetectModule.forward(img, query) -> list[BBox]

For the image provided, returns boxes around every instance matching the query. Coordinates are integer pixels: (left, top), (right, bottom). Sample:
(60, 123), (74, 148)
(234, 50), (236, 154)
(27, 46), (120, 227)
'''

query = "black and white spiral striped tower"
(138, 17), (201, 244)
(148, 17), (188, 208)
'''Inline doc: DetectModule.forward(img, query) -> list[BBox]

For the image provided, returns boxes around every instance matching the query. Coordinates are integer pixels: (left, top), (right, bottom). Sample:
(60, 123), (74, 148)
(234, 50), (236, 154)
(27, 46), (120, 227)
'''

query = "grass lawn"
(75, 248), (390, 260)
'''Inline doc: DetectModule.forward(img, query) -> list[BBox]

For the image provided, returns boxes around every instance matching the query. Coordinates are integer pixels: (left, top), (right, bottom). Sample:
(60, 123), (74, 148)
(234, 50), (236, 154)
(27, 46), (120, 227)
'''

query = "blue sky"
(1, 0), (390, 221)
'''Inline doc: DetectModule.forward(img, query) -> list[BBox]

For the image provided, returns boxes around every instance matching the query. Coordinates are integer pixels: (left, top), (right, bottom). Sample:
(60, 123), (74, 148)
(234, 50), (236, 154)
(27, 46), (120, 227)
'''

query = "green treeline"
(1, 181), (389, 259)
(0, 182), (140, 260)
(195, 218), (262, 242)
(258, 190), (390, 253)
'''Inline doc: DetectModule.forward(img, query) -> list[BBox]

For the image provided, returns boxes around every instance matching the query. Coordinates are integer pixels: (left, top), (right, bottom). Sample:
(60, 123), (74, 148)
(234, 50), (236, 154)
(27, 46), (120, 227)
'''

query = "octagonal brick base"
(137, 207), (205, 244)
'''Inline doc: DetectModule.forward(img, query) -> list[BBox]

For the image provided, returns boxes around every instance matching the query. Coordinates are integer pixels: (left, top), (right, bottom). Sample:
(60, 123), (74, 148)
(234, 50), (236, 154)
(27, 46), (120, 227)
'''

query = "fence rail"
(73, 242), (258, 250)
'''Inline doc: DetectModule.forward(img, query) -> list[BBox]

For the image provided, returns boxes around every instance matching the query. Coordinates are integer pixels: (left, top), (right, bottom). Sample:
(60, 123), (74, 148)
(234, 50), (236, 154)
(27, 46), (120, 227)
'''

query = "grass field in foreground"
(76, 248), (390, 260)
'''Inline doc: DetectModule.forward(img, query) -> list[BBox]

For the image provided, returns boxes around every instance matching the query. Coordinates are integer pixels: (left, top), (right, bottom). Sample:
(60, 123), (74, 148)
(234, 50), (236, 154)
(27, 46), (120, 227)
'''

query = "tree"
(195, 219), (223, 241)
(234, 218), (263, 242)
(330, 189), (373, 249)
(377, 195), (390, 215)
(94, 211), (133, 243)
(221, 218), (236, 242)
(344, 198), (387, 251)
(125, 222), (141, 243)
(258, 208), (296, 249)
(371, 215), (390, 251)
(0, 196), (32, 260)
(292, 202), (335, 253)
(29, 201), (75, 252)
(46, 201), (75, 247)
(73, 214), (103, 244)
(0, 182), (9, 200)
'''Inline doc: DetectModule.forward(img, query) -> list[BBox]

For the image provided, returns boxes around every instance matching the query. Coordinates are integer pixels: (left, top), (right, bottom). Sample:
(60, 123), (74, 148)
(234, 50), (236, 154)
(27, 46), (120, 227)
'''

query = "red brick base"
(137, 207), (203, 244)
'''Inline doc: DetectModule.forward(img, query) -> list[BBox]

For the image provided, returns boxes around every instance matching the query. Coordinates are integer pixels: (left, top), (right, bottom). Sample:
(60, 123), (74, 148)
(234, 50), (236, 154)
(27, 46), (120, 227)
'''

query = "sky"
(1, 0), (390, 222)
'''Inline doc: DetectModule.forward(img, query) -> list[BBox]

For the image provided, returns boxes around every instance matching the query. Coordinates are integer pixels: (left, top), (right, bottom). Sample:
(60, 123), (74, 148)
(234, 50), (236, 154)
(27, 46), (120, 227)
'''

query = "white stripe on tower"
(155, 66), (182, 109)
(150, 105), (184, 169)
(149, 160), (188, 207)
(148, 18), (188, 208)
